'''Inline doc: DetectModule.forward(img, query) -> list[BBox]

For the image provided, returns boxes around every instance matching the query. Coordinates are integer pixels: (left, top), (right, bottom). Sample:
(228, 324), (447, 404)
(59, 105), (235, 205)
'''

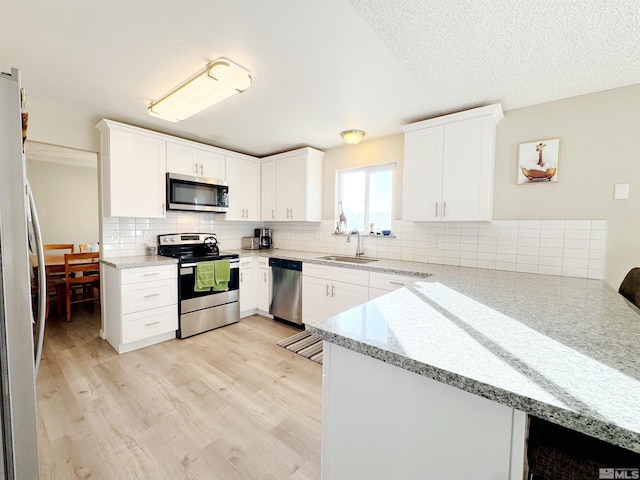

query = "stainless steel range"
(158, 233), (240, 338)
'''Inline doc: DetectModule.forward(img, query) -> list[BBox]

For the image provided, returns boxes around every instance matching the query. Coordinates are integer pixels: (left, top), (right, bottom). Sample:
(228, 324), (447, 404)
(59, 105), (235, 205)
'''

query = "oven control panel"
(159, 233), (216, 245)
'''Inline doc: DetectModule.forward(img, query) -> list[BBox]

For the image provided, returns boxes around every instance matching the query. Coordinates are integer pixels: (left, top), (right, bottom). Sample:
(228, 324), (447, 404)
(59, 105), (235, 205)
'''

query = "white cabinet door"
(226, 156), (260, 221)
(302, 275), (332, 324)
(166, 141), (199, 176)
(101, 125), (166, 218)
(287, 154), (308, 221)
(331, 280), (369, 316)
(239, 258), (257, 316)
(199, 149), (225, 179)
(261, 160), (277, 221)
(402, 126), (443, 221)
(243, 160), (260, 221)
(257, 260), (271, 313)
(441, 116), (494, 221)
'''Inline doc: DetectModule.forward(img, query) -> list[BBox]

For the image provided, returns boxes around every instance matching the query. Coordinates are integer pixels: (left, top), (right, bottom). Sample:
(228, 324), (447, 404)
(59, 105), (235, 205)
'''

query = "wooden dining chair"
(44, 243), (74, 254)
(40, 244), (75, 318)
(63, 252), (100, 321)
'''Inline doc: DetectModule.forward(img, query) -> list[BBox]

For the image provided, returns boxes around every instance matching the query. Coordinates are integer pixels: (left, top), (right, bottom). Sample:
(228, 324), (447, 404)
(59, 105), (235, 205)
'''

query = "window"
(336, 163), (394, 232)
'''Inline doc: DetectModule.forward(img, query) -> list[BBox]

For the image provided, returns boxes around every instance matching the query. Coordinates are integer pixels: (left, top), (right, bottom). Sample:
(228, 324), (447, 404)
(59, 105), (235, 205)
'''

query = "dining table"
(31, 253), (100, 275)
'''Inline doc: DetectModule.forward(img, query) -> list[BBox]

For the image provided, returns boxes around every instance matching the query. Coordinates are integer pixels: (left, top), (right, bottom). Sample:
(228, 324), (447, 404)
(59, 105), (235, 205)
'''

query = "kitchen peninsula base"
(321, 343), (527, 479)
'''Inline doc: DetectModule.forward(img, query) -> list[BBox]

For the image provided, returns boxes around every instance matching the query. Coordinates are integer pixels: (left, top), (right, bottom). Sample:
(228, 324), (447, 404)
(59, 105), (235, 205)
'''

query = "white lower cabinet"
(103, 263), (178, 354)
(368, 271), (421, 300)
(302, 263), (369, 324)
(239, 257), (257, 318)
(257, 257), (272, 316)
(322, 343), (527, 479)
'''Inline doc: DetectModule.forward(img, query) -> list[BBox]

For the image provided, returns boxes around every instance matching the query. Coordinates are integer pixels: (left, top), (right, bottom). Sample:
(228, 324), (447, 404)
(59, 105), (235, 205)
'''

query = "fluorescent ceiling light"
(148, 58), (251, 122)
(341, 129), (366, 144)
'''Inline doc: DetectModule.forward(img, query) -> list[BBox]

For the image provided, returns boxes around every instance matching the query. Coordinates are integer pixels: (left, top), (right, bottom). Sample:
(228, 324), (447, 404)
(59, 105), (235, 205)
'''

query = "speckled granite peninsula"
(306, 265), (640, 477)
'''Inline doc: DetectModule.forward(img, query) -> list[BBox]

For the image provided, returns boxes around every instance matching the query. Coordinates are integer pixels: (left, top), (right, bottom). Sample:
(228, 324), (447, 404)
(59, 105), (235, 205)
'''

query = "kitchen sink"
(317, 255), (379, 264)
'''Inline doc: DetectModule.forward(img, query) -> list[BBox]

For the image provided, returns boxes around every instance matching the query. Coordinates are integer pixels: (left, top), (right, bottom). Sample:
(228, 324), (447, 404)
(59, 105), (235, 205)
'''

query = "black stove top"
(157, 233), (238, 263)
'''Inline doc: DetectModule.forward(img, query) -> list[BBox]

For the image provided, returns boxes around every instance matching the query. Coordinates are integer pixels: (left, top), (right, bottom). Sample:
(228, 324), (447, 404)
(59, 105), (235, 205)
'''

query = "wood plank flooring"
(36, 308), (322, 479)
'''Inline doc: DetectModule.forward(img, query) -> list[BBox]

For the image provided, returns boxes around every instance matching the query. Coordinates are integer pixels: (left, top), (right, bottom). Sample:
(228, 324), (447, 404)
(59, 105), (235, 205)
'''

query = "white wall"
(27, 159), (99, 246)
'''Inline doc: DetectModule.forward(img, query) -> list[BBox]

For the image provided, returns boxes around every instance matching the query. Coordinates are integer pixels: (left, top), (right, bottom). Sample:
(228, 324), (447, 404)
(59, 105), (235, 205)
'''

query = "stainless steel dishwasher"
(269, 258), (303, 325)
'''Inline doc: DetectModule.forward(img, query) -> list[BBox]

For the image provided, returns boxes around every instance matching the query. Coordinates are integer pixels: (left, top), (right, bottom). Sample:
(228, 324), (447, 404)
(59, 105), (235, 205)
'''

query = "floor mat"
(277, 330), (323, 364)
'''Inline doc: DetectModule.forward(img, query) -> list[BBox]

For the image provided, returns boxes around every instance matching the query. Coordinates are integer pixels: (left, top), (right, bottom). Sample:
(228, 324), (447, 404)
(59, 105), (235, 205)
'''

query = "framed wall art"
(518, 138), (559, 184)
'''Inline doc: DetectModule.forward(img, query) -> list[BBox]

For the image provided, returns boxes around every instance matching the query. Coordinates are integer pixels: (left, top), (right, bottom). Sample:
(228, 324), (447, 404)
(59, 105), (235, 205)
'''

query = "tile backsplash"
(102, 213), (607, 280)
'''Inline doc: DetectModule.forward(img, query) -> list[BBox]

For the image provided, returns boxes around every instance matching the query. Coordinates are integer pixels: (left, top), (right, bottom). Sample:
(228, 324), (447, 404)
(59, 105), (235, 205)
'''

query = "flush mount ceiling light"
(148, 58), (252, 122)
(340, 129), (365, 145)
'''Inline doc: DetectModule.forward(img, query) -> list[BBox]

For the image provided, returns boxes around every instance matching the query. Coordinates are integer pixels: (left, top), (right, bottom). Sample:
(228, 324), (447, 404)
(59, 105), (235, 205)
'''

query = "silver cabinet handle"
(144, 272), (160, 277)
(389, 281), (405, 286)
(263, 272), (267, 282)
(435, 202), (439, 218)
(194, 162), (198, 174)
(200, 164), (203, 175)
(326, 284), (330, 297)
(272, 209), (275, 219)
(240, 272), (244, 282)
(331, 284), (335, 297)
(144, 293), (161, 298)
(443, 201), (447, 218)
(145, 321), (161, 327)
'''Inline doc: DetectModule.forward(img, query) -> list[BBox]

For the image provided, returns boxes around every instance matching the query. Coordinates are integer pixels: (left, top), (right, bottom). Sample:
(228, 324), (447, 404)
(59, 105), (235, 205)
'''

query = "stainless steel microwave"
(166, 173), (229, 213)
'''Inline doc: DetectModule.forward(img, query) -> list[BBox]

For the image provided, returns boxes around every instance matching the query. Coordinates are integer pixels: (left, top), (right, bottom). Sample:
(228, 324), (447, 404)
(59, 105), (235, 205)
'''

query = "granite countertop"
(305, 267), (640, 454)
(99, 255), (178, 269)
(232, 248), (434, 279)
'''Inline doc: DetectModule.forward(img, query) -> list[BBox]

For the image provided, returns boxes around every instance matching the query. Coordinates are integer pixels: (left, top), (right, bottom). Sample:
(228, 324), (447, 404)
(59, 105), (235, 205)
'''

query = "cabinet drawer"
(122, 304), (178, 344)
(369, 272), (419, 291)
(303, 262), (332, 279)
(122, 279), (177, 314)
(121, 264), (176, 285)
(333, 266), (369, 286)
(258, 257), (269, 267)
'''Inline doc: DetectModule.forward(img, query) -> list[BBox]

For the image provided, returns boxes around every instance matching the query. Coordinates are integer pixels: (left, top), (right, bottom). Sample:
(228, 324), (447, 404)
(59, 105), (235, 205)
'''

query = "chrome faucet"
(346, 229), (364, 257)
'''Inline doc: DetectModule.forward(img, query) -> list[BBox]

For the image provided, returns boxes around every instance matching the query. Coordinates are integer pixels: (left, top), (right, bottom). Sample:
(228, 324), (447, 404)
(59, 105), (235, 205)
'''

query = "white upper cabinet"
(166, 141), (225, 179)
(225, 155), (260, 221)
(261, 147), (324, 222)
(96, 119), (166, 218)
(261, 160), (277, 221)
(402, 104), (503, 222)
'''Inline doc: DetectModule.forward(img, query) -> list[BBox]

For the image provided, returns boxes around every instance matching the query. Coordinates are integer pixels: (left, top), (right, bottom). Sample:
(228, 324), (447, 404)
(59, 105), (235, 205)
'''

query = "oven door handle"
(181, 261), (239, 269)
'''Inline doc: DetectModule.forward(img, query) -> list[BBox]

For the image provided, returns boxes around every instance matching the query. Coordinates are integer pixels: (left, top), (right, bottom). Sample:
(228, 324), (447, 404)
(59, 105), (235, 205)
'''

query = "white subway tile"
(563, 257), (589, 268)
(477, 252), (497, 261)
(516, 264), (538, 273)
(540, 229), (564, 239)
(540, 220), (565, 230)
(563, 248), (589, 260)
(565, 220), (591, 230)
(589, 249), (605, 261)
(459, 250), (478, 260)
(478, 243), (497, 254)
(564, 238), (589, 249)
(590, 230), (607, 240)
(539, 256), (562, 267)
(477, 259), (496, 269)
(497, 220), (519, 229)
(539, 247), (562, 258)
(538, 265), (562, 276)
(540, 238), (564, 248)
(562, 266), (588, 278)
(459, 258), (478, 268)
(518, 220), (541, 229)
(495, 261), (516, 271)
(516, 254), (538, 265)
(564, 229), (590, 240)
(517, 246), (539, 256)
(496, 253), (516, 263)
(518, 237), (540, 247)
(497, 244), (517, 255)
(587, 269), (604, 280)
(517, 229), (540, 239)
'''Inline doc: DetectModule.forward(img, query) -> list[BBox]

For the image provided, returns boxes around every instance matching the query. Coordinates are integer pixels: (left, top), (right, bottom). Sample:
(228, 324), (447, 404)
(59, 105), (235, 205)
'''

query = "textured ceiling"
(2, 0), (639, 157)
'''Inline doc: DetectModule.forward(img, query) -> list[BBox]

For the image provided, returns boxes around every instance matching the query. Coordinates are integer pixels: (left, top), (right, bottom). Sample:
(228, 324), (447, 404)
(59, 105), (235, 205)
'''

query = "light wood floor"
(36, 307), (322, 479)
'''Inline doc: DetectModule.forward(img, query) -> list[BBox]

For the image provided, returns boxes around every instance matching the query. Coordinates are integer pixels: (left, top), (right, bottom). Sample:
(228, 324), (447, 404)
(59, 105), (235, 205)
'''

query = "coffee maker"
(255, 228), (273, 249)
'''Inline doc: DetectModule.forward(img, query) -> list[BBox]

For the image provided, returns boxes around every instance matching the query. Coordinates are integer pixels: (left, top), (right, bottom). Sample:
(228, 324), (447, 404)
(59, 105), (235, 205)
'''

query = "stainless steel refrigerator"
(0, 67), (43, 478)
